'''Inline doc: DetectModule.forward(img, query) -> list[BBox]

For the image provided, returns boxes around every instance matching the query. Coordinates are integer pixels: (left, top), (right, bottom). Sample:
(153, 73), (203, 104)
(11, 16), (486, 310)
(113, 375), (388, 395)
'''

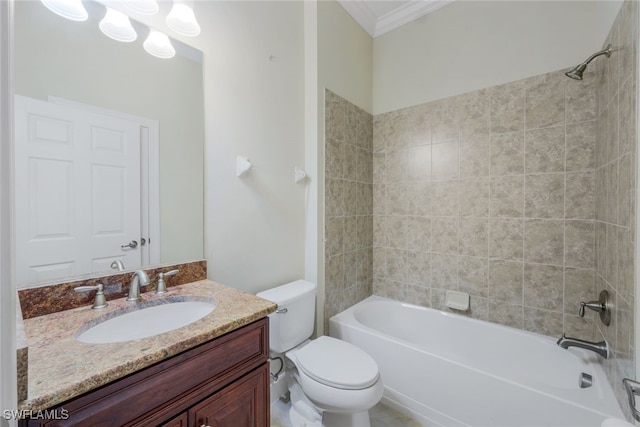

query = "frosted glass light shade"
(40, 0), (88, 21)
(166, 2), (200, 36)
(99, 8), (137, 42)
(143, 31), (175, 59)
(120, 0), (159, 16)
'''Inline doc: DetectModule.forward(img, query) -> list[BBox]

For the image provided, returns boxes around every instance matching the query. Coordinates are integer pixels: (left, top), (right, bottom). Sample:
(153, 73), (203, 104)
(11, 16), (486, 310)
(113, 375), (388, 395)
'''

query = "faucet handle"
(156, 269), (179, 295)
(578, 290), (611, 326)
(74, 283), (108, 309)
(163, 269), (179, 278)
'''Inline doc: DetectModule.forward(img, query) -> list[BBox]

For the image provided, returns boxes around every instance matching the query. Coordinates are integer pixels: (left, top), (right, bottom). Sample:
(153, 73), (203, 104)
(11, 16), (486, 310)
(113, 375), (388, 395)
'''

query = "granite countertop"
(18, 280), (276, 411)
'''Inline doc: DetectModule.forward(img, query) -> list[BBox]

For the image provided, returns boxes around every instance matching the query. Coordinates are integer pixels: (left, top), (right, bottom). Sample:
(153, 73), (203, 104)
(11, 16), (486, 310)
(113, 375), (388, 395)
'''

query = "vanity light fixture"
(143, 30), (176, 59)
(99, 7), (137, 42)
(165, 0), (201, 37)
(40, 0), (88, 21)
(120, 0), (159, 16)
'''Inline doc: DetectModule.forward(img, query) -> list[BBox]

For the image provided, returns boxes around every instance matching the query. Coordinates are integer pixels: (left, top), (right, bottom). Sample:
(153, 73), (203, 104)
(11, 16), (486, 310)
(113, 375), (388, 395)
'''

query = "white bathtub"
(329, 296), (625, 427)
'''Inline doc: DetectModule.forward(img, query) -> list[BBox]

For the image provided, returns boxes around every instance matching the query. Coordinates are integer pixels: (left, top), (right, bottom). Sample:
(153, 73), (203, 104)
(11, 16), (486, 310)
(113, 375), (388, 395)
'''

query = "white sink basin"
(75, 297), (216, 344)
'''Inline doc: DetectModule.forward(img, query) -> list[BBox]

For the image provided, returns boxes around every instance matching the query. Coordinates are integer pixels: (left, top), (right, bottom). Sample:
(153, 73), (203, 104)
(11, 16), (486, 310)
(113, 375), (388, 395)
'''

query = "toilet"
(257, 280), (383, 427)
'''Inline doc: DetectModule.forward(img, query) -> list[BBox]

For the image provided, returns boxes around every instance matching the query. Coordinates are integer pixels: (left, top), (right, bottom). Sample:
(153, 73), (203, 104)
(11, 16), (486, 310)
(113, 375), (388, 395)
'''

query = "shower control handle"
(579, 301), (604, 317)
(579, 290), (611, 326)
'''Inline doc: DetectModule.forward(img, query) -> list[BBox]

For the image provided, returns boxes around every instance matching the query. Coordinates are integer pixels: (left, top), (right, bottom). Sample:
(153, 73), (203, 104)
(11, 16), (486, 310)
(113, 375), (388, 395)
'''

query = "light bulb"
(166, 2), (200, 37)
(143, 30), (175, 59)
(120, 0), (159, 16)
(40, 0), (88, 21)
(99, 7), (137, 42)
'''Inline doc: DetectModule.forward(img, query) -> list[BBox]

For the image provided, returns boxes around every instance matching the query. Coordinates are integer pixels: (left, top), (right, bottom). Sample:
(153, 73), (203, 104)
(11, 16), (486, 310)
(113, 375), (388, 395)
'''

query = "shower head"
(565, 44), (613, 80)
(565, 63), (588, 80)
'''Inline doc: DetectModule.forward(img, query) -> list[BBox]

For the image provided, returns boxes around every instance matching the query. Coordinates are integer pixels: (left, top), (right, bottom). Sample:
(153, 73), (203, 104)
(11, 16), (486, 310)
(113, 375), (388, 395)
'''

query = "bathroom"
(0, 0), (638, 426)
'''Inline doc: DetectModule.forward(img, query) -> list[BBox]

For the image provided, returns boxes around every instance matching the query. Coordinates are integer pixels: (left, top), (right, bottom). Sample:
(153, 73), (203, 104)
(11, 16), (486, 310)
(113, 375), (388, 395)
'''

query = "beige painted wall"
(318, 0), (373, 114)
(194, 1), (306, 294)
(373, 0), (623, 114)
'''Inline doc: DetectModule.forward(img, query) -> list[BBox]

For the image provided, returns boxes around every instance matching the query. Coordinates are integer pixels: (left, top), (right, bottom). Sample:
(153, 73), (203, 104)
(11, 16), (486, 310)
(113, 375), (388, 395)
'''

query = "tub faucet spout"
(556, 333), (608, 359)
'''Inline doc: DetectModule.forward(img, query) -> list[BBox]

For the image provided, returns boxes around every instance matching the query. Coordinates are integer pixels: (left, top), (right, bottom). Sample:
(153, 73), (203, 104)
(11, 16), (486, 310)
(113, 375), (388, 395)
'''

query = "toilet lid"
(293, 336), (379, 390)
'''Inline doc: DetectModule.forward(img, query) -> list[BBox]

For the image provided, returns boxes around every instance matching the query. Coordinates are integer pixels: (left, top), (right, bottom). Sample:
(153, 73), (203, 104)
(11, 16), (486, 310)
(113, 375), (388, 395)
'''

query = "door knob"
(121, 240), (138, 249)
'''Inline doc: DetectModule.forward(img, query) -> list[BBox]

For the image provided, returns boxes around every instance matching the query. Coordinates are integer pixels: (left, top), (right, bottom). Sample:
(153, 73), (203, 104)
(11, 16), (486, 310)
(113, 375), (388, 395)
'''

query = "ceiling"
(337, 0), (456, 38)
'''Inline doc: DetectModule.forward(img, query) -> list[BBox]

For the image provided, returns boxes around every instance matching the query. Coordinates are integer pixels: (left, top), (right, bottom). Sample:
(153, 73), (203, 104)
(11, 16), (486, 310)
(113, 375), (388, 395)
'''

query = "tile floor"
(270, 399), (423, 427)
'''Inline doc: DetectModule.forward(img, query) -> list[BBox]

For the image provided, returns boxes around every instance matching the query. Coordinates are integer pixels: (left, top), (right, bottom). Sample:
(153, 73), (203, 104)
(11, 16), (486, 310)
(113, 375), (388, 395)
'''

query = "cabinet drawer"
(24, 318), (268, 427)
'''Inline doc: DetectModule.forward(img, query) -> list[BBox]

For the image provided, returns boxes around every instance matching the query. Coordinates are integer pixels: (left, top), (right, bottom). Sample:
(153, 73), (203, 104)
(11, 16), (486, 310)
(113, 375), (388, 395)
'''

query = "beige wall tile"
(458, 218), (489, 257)
(523, 263), (564, 311)
(525, 73), (565, 130)
(564, 268), (595, 315)
(490, 80), (525, 134)
(385, 181), (407, 215)
(385, 148), (407, 183)
(489, 259), (523, 304)
(432, 180), (459, 216)
(460, 136), (490, 177)
(406, 216), (431, 252)
(385, 215), (407, 249)
(407, 250), (431, 286)
(489, 218), (524, 260)
(458, 256), (488, 297)
(385, 248), (407, 282)
(432, 141), (459, 180)
(325, 177), (345, 218)
(431, 253), (458, 290)
(490, 132), (524, 175)
(489, 301), (523, 329)
(490, 175), (524, 217)
(432, 217), (459, 254)
(406, 181), (432, 216)
(524, 219), (564, 265)
(407, 145), (431, 181)
(459, 178), (489, 217)
(525, 127), (565, 173)
(566, 172), (595, 219)
(565, 220), (595, 269)
(523, 307), (563, 336)
(525, 173), (565, 218)
(566, 121), (596, 171)
(566, 73), (597, 124)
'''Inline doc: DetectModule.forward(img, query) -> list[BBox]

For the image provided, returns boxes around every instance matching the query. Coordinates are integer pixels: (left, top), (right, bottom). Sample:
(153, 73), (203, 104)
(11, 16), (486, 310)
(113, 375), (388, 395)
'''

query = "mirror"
(13, 1), (204, 288)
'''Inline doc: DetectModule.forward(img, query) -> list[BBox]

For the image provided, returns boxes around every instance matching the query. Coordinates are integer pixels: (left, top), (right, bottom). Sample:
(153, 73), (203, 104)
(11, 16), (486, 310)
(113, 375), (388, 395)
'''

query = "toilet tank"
(257, 280), (316, 353)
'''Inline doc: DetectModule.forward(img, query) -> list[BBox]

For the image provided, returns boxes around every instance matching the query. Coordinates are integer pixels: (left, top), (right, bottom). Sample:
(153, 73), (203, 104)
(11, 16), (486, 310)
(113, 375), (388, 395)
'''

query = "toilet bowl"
(257, 280), (383, 427)
(287, 336), (384, 413)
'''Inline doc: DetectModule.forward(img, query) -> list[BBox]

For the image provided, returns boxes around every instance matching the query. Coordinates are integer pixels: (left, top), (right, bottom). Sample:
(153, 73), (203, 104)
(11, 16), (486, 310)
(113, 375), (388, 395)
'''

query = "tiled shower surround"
(324, 0), (636, 416)
(594, 0), (637, 413)
(324, 89), (374, 328)
(371, 67), (602, 338)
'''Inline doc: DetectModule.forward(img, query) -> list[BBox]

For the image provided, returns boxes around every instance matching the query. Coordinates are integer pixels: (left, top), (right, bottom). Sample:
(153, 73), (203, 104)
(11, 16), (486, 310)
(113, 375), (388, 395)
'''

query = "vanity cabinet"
(21, 318), (270, 427)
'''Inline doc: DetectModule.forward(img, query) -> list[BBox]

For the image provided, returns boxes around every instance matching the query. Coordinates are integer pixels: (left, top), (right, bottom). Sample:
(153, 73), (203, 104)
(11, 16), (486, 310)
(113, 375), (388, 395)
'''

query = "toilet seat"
(290, 336), (379, 390)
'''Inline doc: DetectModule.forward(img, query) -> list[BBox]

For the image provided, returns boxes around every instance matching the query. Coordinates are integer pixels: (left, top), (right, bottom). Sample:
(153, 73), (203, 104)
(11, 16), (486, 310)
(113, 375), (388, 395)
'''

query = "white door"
(14, 95), (142, 286)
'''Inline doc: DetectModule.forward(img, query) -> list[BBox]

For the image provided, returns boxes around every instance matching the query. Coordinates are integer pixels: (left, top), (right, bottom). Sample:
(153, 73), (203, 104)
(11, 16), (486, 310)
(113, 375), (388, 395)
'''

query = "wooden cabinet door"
(159, 413), (188, 427)
(190, 364), (269, 427)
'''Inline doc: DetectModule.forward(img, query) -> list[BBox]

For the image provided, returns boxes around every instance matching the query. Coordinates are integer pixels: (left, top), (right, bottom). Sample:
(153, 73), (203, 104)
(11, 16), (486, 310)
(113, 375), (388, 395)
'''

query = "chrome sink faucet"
(556, 333), (609, 359)
(126, 270), (150, 302)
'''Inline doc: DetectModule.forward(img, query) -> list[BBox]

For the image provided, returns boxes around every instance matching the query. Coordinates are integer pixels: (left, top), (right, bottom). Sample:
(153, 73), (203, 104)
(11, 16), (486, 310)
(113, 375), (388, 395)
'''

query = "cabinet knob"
(200, 424), (211, 427)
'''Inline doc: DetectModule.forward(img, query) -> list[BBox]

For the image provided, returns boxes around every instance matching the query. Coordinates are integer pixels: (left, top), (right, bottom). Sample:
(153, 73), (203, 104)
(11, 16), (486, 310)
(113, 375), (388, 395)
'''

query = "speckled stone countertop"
(18, 280), (276, 412)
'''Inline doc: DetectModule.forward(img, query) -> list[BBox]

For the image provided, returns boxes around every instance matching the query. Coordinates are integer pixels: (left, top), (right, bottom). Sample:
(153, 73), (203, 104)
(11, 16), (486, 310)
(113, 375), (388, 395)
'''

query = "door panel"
(15, 95), (142, 286)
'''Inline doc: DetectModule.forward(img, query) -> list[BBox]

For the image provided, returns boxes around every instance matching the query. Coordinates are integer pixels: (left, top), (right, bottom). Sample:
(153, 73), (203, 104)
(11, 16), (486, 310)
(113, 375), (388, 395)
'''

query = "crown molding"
(337, 0), (456, 38)
(336, 0), (378, 38)
(375, 0), (455, 37)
